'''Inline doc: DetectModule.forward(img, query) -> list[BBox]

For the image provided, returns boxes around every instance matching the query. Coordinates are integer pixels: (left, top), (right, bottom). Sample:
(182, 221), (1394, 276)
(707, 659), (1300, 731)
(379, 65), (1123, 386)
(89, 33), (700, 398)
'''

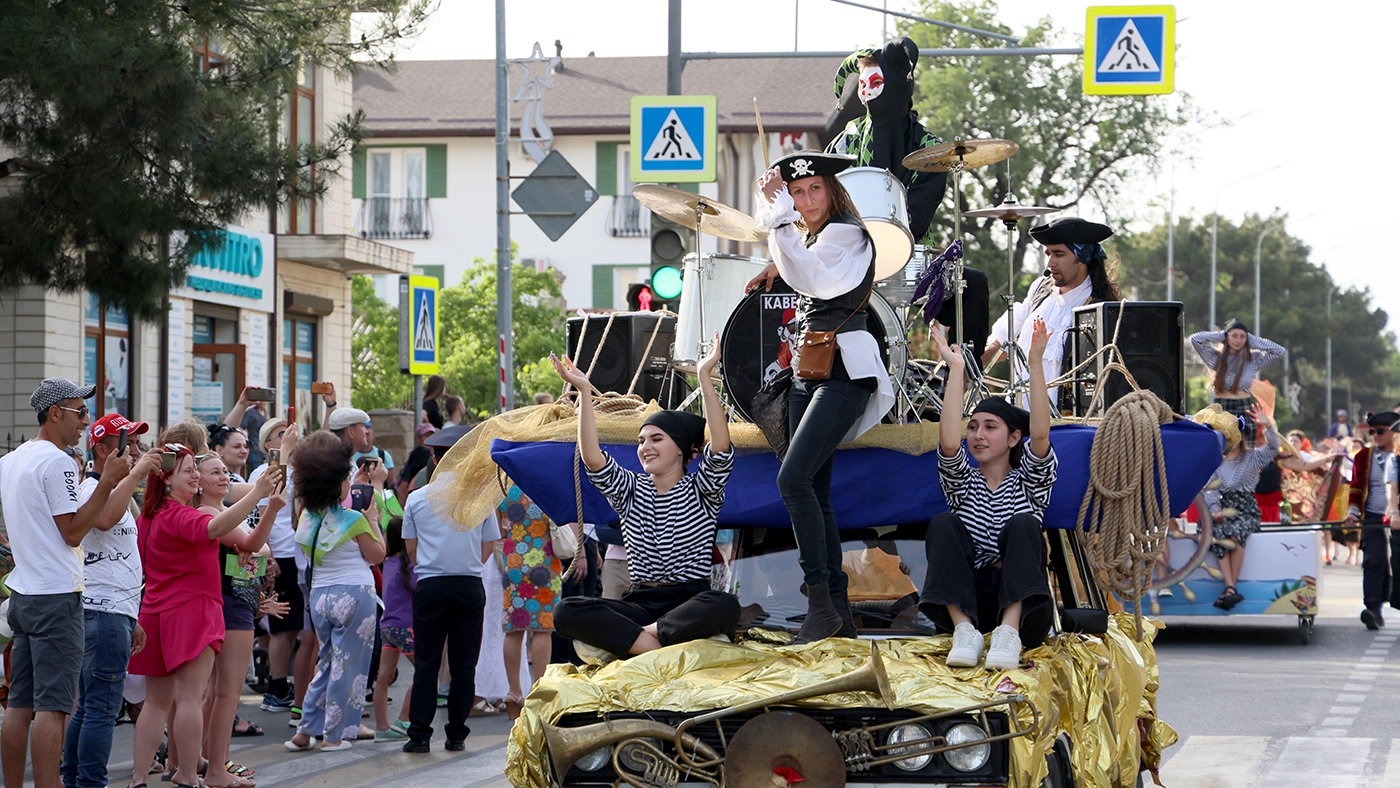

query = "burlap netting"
(425, 398), (945, 531)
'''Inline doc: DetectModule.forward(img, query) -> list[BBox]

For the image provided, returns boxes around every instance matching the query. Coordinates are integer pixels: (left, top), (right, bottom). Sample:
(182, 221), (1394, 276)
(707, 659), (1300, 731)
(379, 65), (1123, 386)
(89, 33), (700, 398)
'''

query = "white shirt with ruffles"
(754, 186), (895, 442)
(990, 274), (1093, 408)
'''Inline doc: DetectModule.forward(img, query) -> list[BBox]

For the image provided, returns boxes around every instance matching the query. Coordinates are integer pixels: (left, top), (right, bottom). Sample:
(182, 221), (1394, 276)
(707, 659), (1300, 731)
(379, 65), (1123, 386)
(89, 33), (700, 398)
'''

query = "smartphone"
(246, 387), (277, 402)
(161, 452), (176, 471)
(311, 381), (333, 395)
(117, 427), (128, 455)
(268, 449), (281, 468)
(286, 405), (296, 424)
(357, 456), (379, 472)
(349, 484), (374, 511)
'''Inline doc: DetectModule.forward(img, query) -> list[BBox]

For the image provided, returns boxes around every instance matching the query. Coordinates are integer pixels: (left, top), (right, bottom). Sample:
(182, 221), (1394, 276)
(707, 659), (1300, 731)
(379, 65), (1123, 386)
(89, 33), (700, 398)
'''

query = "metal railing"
(606, 195), (649, 238)
(354, 197), (434, 240)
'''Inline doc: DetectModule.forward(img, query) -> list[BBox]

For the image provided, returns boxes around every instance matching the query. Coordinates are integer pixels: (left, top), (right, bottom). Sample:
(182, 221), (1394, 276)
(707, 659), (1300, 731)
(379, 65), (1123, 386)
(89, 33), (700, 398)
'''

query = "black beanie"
(970, 397), (1031, 439)
(641, 410), (707, 460)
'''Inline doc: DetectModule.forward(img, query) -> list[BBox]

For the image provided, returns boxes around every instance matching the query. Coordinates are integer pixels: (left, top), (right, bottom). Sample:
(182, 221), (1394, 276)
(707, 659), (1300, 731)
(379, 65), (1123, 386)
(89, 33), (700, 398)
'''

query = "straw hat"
(1191, 403), (1241, 452)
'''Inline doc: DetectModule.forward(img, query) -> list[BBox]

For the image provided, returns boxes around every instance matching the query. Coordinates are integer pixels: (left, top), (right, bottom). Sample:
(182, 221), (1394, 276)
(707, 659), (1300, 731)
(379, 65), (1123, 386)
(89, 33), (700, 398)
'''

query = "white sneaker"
(573, 640), (616, 664)
(1159, 586), (1174, 598)
(708, 634), (731, 643)
(983, 625), (1023, 670)
(946, 623), (984, 667)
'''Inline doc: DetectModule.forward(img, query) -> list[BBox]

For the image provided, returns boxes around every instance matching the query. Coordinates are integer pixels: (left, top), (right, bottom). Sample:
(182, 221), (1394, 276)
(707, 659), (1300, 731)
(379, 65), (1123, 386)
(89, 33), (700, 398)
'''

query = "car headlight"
(885, 723), (934, 771)
(942, 723), (991, 772)
(574, 745), (611, 772)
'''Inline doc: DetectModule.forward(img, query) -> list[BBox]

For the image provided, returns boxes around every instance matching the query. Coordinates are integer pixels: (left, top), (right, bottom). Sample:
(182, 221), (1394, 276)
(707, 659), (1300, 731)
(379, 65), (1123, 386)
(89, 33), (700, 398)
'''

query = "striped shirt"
(937, 445), (1058, 569)
(586, 445), (734, 584)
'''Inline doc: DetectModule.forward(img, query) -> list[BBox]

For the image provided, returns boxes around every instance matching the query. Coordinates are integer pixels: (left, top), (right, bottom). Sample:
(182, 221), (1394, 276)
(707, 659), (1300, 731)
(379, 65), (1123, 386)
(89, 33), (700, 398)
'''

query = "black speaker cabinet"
(566, 313), (678, 403)
(1070, 302), (1184, 416)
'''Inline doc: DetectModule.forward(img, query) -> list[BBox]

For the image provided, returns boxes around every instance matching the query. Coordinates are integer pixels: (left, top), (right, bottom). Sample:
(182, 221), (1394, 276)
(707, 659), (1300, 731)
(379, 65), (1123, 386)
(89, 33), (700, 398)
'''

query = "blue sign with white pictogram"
(630, 95), (718, 183)
(1083, 6), (1175, 96)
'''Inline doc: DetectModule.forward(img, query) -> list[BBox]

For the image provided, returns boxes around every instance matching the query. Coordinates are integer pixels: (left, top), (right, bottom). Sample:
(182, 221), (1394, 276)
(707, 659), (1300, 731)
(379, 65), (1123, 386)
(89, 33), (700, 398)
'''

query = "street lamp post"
(1209, 164), (1283, 329)
(1254, 222), (1282, 333)
(1325, 284), (1336, 429)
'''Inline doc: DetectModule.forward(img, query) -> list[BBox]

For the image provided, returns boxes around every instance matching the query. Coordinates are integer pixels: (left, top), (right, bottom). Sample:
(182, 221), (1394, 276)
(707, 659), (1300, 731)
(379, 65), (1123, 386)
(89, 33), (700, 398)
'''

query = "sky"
(379, 0), (1399, 334)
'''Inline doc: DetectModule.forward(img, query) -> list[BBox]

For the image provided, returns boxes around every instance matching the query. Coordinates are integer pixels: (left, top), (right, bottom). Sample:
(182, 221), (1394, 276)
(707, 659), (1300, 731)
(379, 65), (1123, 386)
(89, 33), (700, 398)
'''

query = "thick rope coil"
(1075, 390), (1174, 640)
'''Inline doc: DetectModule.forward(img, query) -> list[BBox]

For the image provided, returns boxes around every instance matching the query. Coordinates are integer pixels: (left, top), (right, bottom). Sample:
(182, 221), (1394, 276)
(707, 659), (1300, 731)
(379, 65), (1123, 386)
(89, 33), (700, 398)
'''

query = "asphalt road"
(4, 563), (1397, 788)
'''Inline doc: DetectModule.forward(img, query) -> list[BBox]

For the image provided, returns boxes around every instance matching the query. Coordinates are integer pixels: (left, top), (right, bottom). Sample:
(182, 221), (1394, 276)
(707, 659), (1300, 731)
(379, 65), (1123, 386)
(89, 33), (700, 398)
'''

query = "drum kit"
(630, 136), (1060, 421)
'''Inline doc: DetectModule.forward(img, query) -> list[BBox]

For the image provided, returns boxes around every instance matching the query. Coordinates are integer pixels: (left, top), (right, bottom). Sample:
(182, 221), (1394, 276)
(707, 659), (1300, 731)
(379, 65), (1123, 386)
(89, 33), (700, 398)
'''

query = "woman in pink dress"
(128, 444), (283, 788)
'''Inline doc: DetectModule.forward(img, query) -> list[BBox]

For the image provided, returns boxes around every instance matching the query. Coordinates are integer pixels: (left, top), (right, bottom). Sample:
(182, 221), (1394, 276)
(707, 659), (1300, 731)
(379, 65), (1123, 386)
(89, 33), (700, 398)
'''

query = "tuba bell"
(542, 718), (722, 783)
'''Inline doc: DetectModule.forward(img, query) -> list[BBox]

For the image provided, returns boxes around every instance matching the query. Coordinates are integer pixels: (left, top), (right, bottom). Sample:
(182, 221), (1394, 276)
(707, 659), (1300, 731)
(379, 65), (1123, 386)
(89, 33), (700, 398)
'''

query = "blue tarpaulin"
(490, 422), (1224, 530)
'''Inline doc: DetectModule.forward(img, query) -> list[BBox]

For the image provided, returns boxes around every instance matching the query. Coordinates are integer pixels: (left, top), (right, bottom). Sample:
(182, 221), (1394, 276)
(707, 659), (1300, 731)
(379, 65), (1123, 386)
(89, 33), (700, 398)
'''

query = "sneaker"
(1159, 586), (1173, 598)
(1362, 608), (1381, 630)
(573, 640), (616, 665)
(320, 740), (353, 752)
(708, 634), (731, 643)
(374, 728), (408, 742)
(946, 623), (984, 668)
(390, 719), (410, 737)
(445, 739), (466, 752)
(983, 625), (1023, 671)
(261, 693), (294, 713)
(403, 740), (431, 754)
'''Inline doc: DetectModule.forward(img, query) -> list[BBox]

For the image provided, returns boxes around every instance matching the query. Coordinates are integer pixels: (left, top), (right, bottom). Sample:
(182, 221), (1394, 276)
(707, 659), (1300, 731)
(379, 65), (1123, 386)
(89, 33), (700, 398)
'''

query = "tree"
(0, 0), (433, 319)
(350, 257), (567, 418)
(902, 1), (1201, 301)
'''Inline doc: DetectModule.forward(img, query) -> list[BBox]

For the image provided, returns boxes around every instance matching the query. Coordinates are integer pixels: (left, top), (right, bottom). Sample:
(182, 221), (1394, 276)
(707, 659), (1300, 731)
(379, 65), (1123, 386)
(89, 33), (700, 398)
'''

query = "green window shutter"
(352, 147), (366, 199)
(596, 141), (620, 196)
(592, 265), (614, 309)
(426, 144), (447, 198)
(678, 182), (698, 194)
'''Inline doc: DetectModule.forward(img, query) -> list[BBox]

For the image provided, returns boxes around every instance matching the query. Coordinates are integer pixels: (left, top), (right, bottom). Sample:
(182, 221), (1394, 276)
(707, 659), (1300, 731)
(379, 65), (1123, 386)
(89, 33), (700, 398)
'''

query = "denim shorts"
(8, 591), (84, 711)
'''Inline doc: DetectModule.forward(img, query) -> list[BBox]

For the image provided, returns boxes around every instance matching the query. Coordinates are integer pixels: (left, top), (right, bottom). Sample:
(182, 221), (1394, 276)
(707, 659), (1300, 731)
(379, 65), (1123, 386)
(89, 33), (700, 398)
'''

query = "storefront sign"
(174, 226), (276, 313)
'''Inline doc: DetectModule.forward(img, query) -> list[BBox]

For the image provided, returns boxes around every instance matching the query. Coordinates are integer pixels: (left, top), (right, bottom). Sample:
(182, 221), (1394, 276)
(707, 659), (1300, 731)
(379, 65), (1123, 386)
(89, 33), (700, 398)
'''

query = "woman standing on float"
(1189, 319), (1286, 446)
(746, 151), (895, 643)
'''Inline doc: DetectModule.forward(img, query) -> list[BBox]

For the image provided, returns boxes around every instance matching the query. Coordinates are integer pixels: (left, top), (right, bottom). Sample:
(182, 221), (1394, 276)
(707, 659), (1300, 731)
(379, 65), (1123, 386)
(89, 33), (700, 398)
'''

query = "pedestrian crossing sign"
(408, 275), (439, 374)
(630, 95), (717, 183)
(1084, 6), (1175, 95)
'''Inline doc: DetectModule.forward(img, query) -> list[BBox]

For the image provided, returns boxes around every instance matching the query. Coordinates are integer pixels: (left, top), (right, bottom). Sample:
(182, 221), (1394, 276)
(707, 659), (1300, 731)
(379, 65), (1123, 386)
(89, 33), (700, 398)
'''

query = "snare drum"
(835, 167), (915, 281)
(673, 253), (770, 365)
(720, 281), (906, 422)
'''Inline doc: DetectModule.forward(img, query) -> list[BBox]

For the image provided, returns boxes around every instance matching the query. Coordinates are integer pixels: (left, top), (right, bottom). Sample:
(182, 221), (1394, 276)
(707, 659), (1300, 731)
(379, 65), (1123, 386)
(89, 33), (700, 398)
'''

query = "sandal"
(503, 693), (523, 721)
(470, 697), (500, 717)
(226, 761), (256, 778)
(203, 778), (255, 788)
(1213, 587), (1233, 610)
(232, 715), (264, 737)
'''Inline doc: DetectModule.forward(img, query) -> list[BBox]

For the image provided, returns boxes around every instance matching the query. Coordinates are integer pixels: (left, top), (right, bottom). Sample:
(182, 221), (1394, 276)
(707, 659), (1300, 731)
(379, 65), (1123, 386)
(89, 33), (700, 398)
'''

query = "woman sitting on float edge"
(920, 319), (1057, 671)
(549, 336), (739, 663)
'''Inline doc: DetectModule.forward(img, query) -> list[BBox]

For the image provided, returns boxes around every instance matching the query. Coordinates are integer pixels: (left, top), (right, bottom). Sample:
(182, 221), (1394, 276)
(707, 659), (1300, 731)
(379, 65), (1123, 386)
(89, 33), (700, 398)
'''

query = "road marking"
(1337, 694), (1368, 703)
(1313, 728), (1349, 737)
(1159, 736), (1270, 787)
(1360, 656), (1386, 663)
(1329, 706), (1362, 715)
(1261, 737), (1373, 787)
(1343, 684), (1373, 692)
(1320, 717), (1355, 727)
(1365, 649), (1389, 656)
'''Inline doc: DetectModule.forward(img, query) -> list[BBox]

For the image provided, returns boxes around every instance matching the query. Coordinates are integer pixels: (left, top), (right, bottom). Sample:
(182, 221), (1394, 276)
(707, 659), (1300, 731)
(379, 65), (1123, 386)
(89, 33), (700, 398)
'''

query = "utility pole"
(1325, 284), (1334, 429)
(495, 0), (514, 412)
(667, 0), (682, 94)
(1165, 158), (1174, 301)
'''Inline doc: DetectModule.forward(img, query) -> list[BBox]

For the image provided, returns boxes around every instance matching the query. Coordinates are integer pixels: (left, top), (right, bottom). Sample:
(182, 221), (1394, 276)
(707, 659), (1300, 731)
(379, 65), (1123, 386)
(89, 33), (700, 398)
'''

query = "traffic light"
(626, 283), (655, 312)
(649, 214), (693, 311)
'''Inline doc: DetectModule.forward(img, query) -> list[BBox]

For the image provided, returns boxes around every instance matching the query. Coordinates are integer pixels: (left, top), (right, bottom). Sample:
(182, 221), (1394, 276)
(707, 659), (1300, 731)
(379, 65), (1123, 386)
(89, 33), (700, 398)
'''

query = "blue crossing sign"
(630, 95), (718, 183)
(1084, 6), (1175, 96)
(399, 274), (439, 375)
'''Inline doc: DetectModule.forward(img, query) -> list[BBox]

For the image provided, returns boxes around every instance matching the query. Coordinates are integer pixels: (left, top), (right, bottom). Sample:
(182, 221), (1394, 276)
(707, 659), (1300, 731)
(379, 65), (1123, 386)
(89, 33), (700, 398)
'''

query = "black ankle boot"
(793, 582), (842, 645)
(831, 587), (858, 638)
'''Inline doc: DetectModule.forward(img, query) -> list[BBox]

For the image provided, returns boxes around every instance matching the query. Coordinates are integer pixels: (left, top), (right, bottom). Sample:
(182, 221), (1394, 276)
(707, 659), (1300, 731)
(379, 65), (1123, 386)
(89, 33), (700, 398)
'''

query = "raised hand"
(551, 352), (591, 390)
(929, 326), (963, 372)
(253, 464), (284, 498)
(757, 167), (784, 203)
(697, 330), (723, 380)
(1028, 317), (1051, 362)
(745, 261), (780, 293)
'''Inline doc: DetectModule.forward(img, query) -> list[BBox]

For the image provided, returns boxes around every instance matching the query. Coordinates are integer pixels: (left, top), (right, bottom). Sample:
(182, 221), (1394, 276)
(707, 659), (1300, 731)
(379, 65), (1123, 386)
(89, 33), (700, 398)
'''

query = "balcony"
(605, 195), (649, 238)
(354, 197), (433, 240)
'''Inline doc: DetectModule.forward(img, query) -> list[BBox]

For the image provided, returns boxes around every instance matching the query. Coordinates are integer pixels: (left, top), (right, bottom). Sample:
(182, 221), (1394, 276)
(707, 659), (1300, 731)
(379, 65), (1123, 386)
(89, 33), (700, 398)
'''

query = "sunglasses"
(57, 405), (90, 418)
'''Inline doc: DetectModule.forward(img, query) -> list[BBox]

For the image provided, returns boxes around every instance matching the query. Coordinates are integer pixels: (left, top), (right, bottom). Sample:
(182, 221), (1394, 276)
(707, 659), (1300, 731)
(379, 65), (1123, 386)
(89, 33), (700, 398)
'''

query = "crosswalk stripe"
(1159, 736), (1269, 787)
(1263, 737), (1372, 787)
(1165, 737), (1390, 787)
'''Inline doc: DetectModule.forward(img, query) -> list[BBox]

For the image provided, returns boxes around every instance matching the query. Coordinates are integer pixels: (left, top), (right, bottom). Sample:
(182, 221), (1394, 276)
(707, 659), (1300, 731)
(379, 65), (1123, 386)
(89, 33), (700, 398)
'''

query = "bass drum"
(721, 281), (906, 423)
(673, 253), (770, 366)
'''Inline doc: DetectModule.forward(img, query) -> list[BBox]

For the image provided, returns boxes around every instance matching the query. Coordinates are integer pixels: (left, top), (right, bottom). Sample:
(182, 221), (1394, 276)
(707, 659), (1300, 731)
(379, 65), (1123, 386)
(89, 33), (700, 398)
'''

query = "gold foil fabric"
(506, 613), (1175, 788)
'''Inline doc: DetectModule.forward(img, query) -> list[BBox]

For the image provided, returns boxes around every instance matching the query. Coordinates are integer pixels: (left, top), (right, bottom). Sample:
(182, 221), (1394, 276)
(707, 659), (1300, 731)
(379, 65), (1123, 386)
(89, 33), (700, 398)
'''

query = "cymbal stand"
(944, 139), (989, 415)
(997, 212), (1032, 401)
(693, 201), (712, 358)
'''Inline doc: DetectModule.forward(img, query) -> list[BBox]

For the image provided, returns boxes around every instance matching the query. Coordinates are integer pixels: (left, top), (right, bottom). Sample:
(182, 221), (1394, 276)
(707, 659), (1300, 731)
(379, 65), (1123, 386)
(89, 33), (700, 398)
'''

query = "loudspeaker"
(566, 313), (679, 404)
(1070, 302), (1184, 416)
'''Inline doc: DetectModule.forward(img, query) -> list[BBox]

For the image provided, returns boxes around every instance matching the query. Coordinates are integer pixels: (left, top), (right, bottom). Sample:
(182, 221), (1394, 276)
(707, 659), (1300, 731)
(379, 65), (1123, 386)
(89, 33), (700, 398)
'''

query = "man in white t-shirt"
(61, 414), (160, 788)
(0, 379), (134, 788)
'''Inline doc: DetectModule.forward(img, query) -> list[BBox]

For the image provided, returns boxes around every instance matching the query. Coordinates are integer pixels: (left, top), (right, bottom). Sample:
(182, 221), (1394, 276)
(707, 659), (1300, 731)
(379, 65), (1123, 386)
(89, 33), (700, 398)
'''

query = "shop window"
(192, 312), (244, 425)
(83, 293), (132, 418)
(192, 35), (226, 76)
(282, 316), (317, 409)
(280, 62), (316, 234)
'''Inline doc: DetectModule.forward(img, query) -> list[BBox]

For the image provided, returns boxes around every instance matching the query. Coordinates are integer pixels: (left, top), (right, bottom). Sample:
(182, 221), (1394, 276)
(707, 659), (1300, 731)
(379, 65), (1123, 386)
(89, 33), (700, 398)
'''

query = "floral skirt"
(498, 486), (563, 632)
(1212, 489), (1262, 559)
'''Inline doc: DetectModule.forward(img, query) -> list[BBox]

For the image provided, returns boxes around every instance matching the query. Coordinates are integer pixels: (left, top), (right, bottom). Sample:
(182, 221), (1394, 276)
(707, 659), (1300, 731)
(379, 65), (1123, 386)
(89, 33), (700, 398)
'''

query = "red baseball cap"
(89, 413), (151, 443)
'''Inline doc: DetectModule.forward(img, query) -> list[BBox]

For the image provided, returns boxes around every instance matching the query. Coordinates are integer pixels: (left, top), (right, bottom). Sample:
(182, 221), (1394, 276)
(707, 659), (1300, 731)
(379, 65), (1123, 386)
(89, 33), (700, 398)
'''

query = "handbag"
(794, 288), (871, 381)
(751, 367), (793, 460)
(549, 520), (580, 558)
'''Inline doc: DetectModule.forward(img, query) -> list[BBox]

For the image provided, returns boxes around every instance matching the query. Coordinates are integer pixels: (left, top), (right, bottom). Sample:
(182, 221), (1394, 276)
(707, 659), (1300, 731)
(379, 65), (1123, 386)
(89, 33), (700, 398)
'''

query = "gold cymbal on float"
(901, 138), (1020, 173)
(632, 184), (769, 243)
(962, 194), (1060, 222)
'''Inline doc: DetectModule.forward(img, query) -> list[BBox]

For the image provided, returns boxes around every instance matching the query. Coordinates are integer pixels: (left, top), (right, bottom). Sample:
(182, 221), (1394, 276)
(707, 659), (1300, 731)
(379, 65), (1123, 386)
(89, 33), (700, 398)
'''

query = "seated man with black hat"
(550, 338), (739, 662)
(983, 216), (1121, 411)
(922, 318), (1057, 670)
(826, 37), (990, 358)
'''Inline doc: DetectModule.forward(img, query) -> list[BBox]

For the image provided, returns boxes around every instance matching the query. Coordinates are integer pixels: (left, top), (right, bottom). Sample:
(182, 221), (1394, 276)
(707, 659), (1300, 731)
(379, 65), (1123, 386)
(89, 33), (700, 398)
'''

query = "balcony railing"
(354, 197), (433, 240)
(606, 195), (649, 238)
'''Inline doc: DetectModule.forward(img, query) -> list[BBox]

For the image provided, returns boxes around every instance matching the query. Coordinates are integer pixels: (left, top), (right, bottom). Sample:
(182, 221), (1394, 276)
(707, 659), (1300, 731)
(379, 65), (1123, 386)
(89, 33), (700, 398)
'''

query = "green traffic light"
(651, 266), (684, 300)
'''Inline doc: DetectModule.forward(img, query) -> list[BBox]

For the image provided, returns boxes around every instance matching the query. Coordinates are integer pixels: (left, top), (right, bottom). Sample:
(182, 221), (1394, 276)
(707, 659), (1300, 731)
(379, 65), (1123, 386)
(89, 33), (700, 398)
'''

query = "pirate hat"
(772, 151), (855, 183)
(1028, 216), (1114, 246)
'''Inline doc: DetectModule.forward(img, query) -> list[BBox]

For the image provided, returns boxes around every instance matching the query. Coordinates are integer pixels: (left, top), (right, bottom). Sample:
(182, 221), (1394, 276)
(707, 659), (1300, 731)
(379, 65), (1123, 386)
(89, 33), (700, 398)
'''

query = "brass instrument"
(832, 694), (1041, 771)
(542, 718), (722, 786)
(672, 640), (893, 770)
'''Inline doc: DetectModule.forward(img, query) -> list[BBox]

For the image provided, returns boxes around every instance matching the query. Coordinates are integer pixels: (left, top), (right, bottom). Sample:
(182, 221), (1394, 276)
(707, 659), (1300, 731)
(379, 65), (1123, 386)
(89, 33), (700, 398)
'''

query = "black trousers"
(918, 512), (1054, 649)
(552, 536), (602, 666)
(409, 575), (484, 744)
(1359, 515), (1400, 611)
(554, 580), (740, 658)
(933, 266), (990, 360)
(778, 378), (871, 593)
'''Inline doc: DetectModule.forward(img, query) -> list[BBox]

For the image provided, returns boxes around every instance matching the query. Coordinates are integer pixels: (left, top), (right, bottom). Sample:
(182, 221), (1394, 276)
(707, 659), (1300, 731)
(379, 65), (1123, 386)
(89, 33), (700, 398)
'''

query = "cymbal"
(963, 195), (1059, 222)
(632, 184), (768, 243)
(902, 138), (1019, 173)
(724, 711), (846, 788)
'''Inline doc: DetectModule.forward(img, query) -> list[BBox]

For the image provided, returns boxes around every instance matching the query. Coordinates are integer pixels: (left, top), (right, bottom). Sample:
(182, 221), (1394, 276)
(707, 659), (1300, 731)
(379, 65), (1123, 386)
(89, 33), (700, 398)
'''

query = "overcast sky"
(382, 0), (1397, 336)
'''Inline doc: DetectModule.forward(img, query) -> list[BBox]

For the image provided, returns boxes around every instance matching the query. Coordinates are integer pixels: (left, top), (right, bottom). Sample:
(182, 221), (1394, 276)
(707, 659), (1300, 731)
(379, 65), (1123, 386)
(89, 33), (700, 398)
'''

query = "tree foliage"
(1116, 213), (1400, 433)
(350, 259), (566, 418)
(903, 1), (1201, 300)
(0, 0), (434, 319)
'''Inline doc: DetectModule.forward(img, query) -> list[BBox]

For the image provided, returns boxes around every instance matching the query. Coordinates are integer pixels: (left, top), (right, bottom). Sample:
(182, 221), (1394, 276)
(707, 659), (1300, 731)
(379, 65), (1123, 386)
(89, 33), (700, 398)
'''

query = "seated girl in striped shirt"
(549, 335), (739, 663)
(921, 318), (1058, 670)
